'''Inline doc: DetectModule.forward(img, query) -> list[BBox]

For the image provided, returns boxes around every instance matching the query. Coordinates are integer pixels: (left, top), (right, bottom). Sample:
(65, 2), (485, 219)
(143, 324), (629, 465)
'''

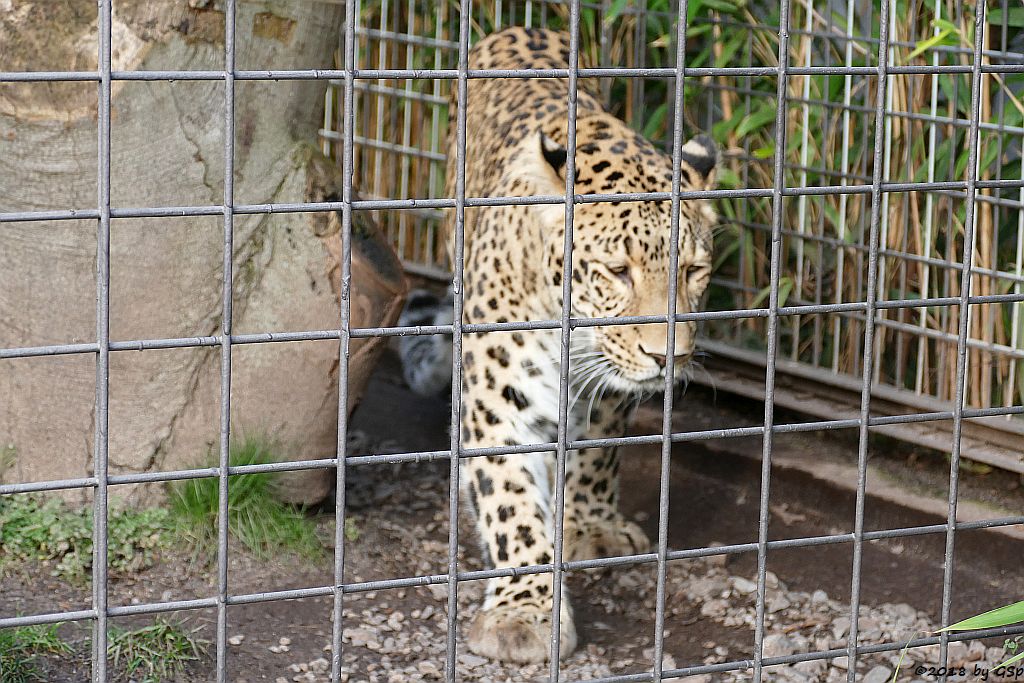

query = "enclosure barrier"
(3, 0), (1024, 682)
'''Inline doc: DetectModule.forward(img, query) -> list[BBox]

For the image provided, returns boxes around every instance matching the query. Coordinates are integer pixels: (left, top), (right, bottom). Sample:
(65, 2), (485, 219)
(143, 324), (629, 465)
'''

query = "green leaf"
(603, 0), (629, 26)
(933, 18), (961, 35)
(753, 145), (775, 159)
(749, 277), (793, 309)
(906, 29), (953, 61)
(715, 167), (741, 189)
(736, 102), (777, 139)
(998, 649), (1024, 669)
(988, 7), (1024, 28)
(940, 601), (1024, 632)
(699, 0), (740, 12)
(642, 103), (668, 139)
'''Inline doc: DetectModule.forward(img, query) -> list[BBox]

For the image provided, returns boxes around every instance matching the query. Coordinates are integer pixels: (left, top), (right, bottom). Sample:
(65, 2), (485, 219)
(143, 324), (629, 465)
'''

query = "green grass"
(0, 624), (71, 683)
(0, 495), (172, 580)
(107, 619), (206, 683)
(1, 439), (325, 579)
(168, 438), (322, 560)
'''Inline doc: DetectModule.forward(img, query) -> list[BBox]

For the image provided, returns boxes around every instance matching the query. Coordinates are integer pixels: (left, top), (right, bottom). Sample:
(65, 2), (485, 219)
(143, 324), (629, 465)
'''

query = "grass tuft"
(168, 438), (322, 559)
(0, 624), (71, 683)
(107, 619), (206, 683)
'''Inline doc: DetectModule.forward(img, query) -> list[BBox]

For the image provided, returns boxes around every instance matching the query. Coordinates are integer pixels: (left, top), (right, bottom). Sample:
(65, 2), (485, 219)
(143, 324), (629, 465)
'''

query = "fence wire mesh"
(3, 0), (1024, 682)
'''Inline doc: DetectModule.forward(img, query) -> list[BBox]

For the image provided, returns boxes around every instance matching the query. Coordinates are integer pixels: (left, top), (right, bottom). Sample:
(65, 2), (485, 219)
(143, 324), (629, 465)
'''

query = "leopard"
(439, 26), (718, 664)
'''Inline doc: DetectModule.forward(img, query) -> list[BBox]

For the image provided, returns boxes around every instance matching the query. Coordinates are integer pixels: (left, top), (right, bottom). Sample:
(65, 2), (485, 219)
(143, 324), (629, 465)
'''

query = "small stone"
(707, 542), (728, 568)
(793, 659), (826, 678)
(811, 590), (828, 605)
(228, 634), (245, 646)
(947, 641), (969, 664)
(417, 661), (440, 677)
(310, 658), (330, 674)
(767, 594), (792, 613)
(732, 577), (757, 595)
(457, 653), (488, 668)
(832, 617), (851, 640)
(862, 665), (891, 683)
(762, 634), (794, 659)
(387, 612), (404, 631)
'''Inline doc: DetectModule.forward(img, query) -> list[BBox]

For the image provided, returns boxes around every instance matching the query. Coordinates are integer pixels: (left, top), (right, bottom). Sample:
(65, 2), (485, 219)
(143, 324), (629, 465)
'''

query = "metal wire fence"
(332, 0), (1024, 473)
(2, 0), (1024, 682)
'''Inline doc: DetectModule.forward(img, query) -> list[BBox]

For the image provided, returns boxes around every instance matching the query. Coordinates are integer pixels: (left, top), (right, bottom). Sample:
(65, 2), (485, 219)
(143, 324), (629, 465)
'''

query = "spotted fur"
(445, 27), (718, 663)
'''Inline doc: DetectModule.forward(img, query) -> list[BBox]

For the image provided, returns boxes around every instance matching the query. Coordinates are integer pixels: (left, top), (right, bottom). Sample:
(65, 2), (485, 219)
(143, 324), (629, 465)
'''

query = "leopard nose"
(648, 351), (692, 368)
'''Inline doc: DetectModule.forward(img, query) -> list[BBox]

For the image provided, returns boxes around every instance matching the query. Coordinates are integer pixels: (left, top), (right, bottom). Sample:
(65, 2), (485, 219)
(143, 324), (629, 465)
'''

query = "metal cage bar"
(3, 1), (1023, 682)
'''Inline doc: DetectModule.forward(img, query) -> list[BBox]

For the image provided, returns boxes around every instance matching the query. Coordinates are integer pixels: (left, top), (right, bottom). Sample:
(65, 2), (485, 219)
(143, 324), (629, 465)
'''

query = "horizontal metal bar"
(351, 80), (449, 105)
(5, 291), (1024, 361)
(7, 62), (1024, 84)
(3, 513), (1021, 627)
(10, 176), (1024, 225)
(4, 403), (1023, 496)
(323, 131), (447, 162)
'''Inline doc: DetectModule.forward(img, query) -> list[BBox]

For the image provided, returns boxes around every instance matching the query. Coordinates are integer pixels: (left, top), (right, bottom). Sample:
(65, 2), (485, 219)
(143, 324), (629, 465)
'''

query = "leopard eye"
(607, 264), (631, 283)
(686, 264), (710, 281)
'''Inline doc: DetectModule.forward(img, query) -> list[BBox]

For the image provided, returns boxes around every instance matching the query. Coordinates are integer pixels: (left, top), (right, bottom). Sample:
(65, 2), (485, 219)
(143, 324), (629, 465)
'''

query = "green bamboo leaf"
(998, 650), (1024, 669)
(933, 18), (961, 35)
(989, 7), (1024, 27)
(736, 102), (777, 138)
(906, 29), (952, 61)
(940, 601), (1024, 632)
(603, 0), (629, 26)
(642, 102), (668, 139)
(699, 0), (740, 12)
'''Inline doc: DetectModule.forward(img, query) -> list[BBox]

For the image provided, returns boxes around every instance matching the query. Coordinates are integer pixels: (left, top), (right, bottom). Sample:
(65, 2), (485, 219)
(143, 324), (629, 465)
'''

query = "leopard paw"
(466, 603), (577, 663)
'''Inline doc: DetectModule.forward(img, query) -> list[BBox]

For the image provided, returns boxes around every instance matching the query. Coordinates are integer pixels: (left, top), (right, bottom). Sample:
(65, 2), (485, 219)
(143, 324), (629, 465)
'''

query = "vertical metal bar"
(599, 0), (612, 105)
(323, 88), (334, 157)
(428, 0), (445, 271)
(630, 0), (648, 127)
(329, 0), (358, 678)
(215, 1), (237, 682)
(871, 0), (895, 387)
(399, 0), (416, 258)
(91, 0), (112, 680)
(915, 0), (942, 396)
(651, 0), (689, 678)
(793, 0), (813, 361)
(444, 0), (472, 677)
(844, 0), (893, 678)
(750, 0), (793, 678)
(375, 0), (390, 237)
(548, 0), (581, 675)
(831, 0), (854, 375)
(938, 4), (987, 676)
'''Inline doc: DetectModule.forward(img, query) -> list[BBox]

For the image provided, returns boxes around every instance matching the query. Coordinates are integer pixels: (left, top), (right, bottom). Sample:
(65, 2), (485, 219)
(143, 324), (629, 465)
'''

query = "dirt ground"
(3, 349), (1023, 682)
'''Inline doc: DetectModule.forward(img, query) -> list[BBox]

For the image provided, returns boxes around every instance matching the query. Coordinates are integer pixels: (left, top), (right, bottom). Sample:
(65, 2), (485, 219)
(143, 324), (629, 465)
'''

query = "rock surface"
(0, 1), (407, 505)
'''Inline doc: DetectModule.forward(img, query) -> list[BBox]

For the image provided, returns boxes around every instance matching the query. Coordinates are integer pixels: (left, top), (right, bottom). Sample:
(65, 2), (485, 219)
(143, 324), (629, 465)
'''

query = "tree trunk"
(0, 1), (406, 505)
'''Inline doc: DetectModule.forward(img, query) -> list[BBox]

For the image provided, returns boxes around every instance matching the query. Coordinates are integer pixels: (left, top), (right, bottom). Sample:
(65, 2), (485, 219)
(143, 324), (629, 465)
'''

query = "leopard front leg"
(563, 399), (650, 562)
(463, 451), (577, 663)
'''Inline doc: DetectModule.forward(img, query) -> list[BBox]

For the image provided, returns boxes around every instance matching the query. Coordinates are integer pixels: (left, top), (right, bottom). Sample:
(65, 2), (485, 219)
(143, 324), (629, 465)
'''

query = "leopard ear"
(679, 134), (718, 190)
(540, 132), (567, 178)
